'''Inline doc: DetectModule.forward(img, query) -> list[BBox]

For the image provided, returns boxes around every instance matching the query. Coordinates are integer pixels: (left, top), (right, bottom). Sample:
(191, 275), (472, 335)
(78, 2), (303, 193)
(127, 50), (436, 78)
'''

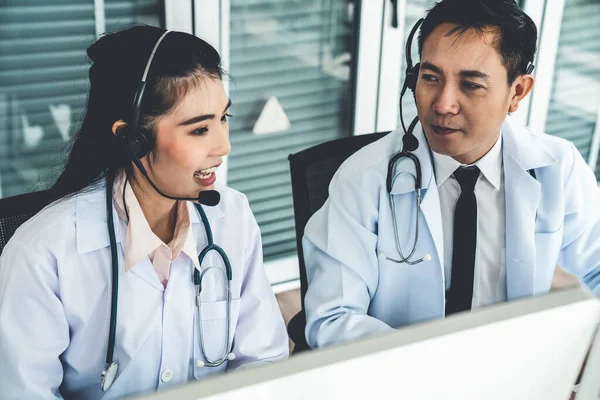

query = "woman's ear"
(112, 120), (127, 136)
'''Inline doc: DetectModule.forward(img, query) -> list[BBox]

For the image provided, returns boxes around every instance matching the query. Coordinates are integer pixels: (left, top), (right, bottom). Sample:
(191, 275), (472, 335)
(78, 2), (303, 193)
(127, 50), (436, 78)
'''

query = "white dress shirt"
(432, 133), (507, 308)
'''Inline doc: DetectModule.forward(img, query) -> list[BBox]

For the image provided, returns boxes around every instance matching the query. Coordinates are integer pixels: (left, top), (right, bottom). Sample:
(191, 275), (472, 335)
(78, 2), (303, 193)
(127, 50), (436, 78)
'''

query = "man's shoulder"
(509, 120), (589, 189)
(334, 130), (402, 184)
(519, 123), (575, 158)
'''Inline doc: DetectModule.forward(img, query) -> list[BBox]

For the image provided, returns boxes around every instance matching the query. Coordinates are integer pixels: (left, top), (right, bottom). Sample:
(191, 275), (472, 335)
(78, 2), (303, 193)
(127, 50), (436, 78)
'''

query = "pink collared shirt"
(112, 172), (199, 287)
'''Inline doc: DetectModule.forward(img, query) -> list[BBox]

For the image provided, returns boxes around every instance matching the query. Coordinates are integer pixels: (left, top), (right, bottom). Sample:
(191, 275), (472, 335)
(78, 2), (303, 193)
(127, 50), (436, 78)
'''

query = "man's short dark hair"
(418, 0), (537, 84)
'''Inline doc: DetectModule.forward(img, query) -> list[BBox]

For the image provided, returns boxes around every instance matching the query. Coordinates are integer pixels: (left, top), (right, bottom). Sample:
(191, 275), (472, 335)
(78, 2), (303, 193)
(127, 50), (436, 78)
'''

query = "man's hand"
(551, 265), (580, 291)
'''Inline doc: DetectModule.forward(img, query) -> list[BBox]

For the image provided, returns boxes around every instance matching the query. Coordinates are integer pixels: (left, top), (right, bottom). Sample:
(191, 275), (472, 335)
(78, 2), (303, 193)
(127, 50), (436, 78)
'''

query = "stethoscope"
(101, 172), (234, 391)
(381, 18), (431, 266)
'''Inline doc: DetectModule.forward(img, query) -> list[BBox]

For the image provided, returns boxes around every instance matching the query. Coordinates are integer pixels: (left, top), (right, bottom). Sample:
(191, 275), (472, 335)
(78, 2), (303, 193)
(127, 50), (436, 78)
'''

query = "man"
(302, 0), (600, 349)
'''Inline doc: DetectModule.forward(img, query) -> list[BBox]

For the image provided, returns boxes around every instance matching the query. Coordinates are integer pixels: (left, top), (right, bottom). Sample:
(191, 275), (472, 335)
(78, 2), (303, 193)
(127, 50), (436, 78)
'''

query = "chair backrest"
(288, 131), (390, 308)
(0, 190), (55, 256)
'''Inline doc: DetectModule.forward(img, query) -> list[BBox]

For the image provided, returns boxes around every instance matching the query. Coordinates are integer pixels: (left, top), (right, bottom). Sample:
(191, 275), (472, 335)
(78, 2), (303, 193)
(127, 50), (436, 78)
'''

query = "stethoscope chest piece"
(101, 362), (119, 392)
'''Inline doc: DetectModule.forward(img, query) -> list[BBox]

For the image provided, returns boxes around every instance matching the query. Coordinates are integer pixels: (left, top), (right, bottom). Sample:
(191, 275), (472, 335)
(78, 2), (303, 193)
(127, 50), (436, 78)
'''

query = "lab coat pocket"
(376, 257), (412, 325)
(193, 298), (241, 378)
(534, 225), (564, 293)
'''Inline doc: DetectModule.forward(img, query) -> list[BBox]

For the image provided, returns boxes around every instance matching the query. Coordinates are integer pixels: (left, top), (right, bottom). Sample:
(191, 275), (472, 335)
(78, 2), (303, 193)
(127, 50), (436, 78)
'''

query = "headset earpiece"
(406, 62), (420, 93)
(398, 19), (424, 143)
(115, 125), (151, 164)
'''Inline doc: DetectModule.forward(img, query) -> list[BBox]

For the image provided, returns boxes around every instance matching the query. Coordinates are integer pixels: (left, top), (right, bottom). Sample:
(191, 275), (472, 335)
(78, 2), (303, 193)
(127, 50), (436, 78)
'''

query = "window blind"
(0, 0), (161, 198)
(543, 0), (600, 176)
(227, 0), (358, 260)
(0, 1), (95, 198)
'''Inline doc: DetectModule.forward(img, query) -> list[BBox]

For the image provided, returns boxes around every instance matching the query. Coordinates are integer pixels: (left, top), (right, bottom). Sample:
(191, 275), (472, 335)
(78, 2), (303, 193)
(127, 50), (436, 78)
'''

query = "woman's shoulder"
(5, 185), (104, 255)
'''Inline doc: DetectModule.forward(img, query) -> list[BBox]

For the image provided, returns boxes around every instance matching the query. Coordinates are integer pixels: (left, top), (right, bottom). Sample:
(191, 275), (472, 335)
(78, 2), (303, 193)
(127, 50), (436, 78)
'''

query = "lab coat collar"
(75, 182), (225, 255)
(187, 199), (225, 225)
(501, 115), (557, 172)
(75, 183), (125, 255)
(389, 115), (557, 195)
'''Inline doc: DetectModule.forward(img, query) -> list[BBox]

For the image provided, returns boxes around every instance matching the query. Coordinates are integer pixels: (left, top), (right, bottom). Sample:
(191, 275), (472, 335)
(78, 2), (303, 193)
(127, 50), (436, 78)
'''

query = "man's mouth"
(431, 125), (461, 135)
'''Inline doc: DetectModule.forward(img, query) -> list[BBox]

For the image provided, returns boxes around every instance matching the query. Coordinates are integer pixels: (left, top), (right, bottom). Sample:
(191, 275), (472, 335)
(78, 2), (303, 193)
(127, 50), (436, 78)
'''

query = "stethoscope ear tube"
(103, 171), (121, 391)
(386, 149), (422, 194)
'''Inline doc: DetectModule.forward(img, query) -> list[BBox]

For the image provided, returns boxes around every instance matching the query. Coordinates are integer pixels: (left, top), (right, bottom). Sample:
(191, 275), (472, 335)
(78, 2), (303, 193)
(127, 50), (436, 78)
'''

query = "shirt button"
(161, 368), (174, 383)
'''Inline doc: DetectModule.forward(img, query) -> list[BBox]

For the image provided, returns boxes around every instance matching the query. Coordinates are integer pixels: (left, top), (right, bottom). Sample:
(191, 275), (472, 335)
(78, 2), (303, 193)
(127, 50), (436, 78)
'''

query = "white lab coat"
(0, 182), (289, 399)
(303, 115), (600, 349)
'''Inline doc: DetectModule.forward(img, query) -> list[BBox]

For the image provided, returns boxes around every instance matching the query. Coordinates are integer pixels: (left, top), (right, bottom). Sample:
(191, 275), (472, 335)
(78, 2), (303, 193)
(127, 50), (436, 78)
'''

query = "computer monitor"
(576, 319), (600, 399)
(133, 288), (600, 400)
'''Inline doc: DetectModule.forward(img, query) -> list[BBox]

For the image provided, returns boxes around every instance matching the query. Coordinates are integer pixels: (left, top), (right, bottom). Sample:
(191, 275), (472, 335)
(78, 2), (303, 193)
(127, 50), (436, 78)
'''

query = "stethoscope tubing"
(102, 172), (233, 391)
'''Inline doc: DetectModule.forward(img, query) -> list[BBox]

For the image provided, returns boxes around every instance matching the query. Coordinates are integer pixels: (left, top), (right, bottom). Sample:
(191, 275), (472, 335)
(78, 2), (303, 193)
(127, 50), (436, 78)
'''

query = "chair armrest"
(287, 310), (311, 354)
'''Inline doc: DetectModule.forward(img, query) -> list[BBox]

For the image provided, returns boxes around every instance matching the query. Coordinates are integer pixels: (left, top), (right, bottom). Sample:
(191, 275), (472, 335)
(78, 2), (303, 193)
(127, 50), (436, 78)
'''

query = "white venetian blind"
(227, 0), (359, 260)
(0, 0), (162, 198)
(543, 0), (600, 176)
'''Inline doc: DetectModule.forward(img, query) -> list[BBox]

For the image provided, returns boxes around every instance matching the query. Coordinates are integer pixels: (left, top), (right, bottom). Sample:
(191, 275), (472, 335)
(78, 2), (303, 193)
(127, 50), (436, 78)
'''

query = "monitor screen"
(133, 288), (600, 400)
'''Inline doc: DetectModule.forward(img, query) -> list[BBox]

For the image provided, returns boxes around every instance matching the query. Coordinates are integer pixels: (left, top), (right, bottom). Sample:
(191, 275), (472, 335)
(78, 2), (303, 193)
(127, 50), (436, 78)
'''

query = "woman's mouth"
(431, 125), (461, 136)
(193, 166), (218, 185)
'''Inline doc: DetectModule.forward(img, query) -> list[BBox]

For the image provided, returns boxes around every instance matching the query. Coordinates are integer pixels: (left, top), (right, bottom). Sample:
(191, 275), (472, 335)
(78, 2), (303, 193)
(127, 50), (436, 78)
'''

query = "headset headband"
(130, 30), (171, 133)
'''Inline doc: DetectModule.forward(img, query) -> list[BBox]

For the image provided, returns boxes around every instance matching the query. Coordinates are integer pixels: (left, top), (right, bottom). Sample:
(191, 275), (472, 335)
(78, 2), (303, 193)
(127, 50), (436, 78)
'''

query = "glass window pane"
(544, 0), (600, 175)
(227, 0), (359, 260)
(105, 0), (163, 32)
(0, 1), (164, 198)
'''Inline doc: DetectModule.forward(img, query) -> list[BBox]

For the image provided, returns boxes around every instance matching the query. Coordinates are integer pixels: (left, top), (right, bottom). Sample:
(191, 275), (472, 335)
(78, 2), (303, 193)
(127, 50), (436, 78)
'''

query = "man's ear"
(112, 120), (127, 136)
(508, 74), (535, 113)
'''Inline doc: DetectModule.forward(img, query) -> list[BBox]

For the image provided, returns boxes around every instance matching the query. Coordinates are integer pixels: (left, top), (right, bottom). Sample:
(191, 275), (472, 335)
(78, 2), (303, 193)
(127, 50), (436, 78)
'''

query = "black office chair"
(287, 131), (391, 353)
(0, 190), (55, 256)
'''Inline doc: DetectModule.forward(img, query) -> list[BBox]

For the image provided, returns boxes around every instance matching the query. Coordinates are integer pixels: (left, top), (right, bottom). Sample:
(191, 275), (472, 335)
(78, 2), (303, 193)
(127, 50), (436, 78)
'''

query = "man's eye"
(421, 74), (438, 82)
(463, 82), (483, 91)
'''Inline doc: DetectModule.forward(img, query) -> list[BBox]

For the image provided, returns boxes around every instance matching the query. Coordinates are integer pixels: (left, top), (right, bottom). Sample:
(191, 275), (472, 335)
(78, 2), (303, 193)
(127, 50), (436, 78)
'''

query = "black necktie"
(446, 165), (480, 315)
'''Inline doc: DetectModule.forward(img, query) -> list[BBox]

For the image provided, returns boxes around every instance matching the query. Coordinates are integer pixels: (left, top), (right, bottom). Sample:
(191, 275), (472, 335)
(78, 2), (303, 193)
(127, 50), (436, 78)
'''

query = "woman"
(0, 26), (288, 399)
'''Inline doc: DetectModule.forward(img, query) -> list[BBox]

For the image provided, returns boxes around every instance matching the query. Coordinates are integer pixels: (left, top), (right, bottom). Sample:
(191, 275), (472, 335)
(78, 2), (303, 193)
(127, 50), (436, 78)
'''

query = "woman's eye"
(191, 127), (208, 136)
(221, 113), (233, 122)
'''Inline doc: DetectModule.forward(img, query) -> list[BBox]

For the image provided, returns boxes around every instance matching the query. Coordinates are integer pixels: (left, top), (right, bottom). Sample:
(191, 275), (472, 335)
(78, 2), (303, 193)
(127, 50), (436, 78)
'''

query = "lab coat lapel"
(503, 155), (540, 299)
(420, 185), (444, 272)
(129, 257), (165, 291)
(502, 117), (555, 300)
(389, 125), (445, 275)
(76, 183), (126, 254)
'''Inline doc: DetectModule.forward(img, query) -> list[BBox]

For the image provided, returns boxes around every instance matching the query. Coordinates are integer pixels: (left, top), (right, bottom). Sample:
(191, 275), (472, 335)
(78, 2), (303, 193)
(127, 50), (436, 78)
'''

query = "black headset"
(114, 31), (171, 170)
(386, 18), (425, 194)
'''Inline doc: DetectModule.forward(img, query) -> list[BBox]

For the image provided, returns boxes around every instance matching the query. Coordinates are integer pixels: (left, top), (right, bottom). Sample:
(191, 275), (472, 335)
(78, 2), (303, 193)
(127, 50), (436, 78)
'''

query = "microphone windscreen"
(197, 190), (220, 206)
(403, 133), (419, 152)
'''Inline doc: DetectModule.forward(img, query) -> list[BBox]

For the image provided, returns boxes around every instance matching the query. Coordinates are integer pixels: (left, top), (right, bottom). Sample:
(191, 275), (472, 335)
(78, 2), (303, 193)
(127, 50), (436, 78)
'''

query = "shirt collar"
(75, 177), (225, 257)
(432, 132), (503, 191)
(112, 172), (200, 271)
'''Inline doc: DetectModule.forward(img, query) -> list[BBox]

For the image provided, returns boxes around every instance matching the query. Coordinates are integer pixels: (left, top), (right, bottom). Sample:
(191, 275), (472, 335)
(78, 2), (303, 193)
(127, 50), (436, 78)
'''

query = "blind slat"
(0, 1), (162, 198)
(544, 0), (600, 168)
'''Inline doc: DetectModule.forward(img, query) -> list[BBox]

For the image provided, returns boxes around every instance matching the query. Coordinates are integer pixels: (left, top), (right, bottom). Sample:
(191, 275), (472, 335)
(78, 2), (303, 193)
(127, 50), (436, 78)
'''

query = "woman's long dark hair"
(49, 25), (224, 200)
